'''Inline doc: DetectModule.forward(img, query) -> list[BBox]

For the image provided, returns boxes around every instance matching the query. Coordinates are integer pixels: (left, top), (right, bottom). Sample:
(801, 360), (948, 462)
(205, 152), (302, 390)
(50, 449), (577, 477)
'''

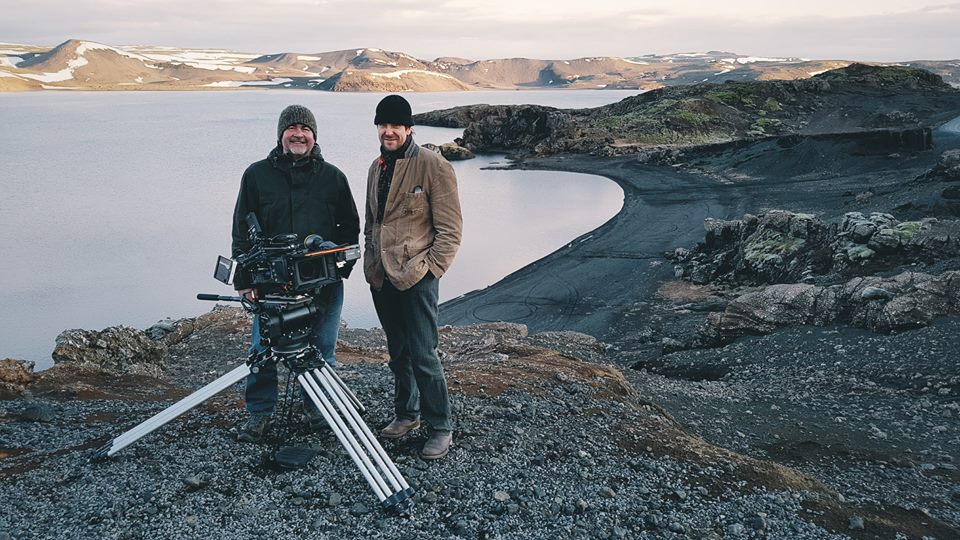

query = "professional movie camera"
(93, 213), (414, 514)
(215, 212), (361, 296)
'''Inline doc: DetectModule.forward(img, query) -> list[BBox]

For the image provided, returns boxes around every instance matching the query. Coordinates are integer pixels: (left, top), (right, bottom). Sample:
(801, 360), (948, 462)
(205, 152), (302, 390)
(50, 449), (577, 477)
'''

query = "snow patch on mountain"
(204, 78), (293, 87)
(132, 48), (258, 72)
(367, 69), (457, 79)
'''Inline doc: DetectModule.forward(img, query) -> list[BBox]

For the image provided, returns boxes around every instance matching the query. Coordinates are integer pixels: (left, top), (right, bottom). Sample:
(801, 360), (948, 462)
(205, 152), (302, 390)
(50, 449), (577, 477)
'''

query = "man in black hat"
(363, 95), (463, 460)
(231, 104), (360, 443)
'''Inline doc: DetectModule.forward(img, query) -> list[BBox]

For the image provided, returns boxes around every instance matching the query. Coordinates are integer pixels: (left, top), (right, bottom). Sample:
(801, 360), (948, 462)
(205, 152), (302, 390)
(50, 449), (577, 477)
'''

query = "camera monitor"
(214, 256), (237, 285)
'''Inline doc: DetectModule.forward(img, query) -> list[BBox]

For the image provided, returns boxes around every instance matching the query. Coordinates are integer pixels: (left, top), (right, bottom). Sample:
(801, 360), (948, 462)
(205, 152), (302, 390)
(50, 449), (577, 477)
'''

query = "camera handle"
(196, 293), (259, 313)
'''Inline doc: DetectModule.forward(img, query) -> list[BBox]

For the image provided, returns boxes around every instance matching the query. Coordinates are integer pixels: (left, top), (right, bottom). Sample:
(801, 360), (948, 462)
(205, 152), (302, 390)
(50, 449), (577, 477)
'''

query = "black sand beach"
(440, 118), (960, 355)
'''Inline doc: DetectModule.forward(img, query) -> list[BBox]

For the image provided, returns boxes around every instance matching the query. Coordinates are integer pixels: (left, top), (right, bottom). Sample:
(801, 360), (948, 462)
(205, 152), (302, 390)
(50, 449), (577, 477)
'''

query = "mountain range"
(1, 39), (958, 92)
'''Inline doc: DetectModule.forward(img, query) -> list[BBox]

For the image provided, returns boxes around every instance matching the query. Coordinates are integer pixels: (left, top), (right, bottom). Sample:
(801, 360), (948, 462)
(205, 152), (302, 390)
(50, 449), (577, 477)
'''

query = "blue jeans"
(244, 281), (343, 415)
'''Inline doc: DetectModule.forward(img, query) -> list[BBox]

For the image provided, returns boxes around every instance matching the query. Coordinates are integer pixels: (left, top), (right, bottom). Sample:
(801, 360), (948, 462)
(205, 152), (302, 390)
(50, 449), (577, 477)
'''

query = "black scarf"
(376, 137), (412, 222)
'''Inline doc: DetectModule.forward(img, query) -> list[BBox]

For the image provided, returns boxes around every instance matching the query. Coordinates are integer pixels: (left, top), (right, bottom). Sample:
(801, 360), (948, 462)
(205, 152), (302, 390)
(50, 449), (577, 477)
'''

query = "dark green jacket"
(232, 144), (360, 285)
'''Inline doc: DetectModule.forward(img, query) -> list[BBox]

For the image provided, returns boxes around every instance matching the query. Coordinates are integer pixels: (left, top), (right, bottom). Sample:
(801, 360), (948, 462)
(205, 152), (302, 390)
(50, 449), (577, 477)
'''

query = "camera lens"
(297, 259), (322, 281)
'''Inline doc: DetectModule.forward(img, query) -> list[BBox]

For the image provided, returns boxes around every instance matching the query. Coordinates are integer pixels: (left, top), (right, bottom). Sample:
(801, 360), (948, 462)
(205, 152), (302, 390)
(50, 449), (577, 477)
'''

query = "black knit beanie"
(374, 95), (414, 126)
(277, 104), (317, 140)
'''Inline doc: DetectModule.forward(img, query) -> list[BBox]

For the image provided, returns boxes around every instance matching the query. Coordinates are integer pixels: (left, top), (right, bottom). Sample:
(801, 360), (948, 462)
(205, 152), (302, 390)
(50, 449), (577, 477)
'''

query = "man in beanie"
(231, 104), (360, 443)
(363, 94), (462, 460)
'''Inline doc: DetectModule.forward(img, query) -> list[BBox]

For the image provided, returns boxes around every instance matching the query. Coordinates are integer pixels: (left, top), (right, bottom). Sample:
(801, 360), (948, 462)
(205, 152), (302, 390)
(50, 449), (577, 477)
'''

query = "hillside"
(415, 64), (960, 155)
(2, 39), (958, 91)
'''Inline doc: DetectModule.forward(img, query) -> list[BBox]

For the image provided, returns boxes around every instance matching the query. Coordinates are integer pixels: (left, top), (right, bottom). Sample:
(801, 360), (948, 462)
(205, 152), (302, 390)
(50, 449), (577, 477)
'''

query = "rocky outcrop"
(414, 105), (519, 128)
(415, 65), (960, 157)
(52, 326), (167, 377)
(833, 212), (960, 271)
(918, 149), (960, 182)
(0, 358), (35, 399)
(145, 305), (249, 347)
(671, 210), (960, 285)
(458, 105), (573, 154)
(422, 141), (475, 161)
(671, 211), (832, 285)
(701, 270), (960, 343)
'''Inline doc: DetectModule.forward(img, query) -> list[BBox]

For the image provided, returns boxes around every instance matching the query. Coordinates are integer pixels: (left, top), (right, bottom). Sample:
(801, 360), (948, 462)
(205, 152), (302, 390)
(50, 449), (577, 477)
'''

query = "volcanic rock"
(672, 210), (960, 285)
(52, 326), (167, 377)
(421, 141), (475, 161)
(702, 270), (960, 342)
(0, 358), (35, 399)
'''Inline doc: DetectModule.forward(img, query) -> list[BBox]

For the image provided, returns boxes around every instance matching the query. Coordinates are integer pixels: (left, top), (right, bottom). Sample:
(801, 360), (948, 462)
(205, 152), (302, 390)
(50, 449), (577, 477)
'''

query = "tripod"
(92, 294), (414, 515)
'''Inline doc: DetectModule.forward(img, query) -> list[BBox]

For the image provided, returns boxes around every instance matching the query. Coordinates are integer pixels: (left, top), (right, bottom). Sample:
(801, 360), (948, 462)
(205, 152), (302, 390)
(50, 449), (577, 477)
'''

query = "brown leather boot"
(420, 430), (453, 460)
(380, 417), (421, 439)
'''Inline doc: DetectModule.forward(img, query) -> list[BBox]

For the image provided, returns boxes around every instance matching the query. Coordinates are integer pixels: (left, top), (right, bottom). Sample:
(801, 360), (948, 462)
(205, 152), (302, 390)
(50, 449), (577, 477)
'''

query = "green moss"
(748, 116), (783, 136)
(704, 89), (739, 105)
(764, 98), (782, 112)
(671, 110), (712, 127)
(704, 83), (759, 108)
(597, 116), (624, 129)
(744, 235), (807, 264)
(847, 245), (875, 261)
(875, 66), (926, 81)
(893, 221), (921, 239)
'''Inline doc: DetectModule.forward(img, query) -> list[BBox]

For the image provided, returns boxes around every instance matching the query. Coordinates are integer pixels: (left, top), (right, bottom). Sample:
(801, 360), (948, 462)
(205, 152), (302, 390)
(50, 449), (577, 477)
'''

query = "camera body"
(215, 213), (360, 296)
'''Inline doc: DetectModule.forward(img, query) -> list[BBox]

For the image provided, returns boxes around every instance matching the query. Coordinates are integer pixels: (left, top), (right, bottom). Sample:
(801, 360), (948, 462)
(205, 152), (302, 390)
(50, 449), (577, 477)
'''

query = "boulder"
(843, 271), (960, 332)
(674, 210), (960, 286)
(702, 284), (840, 343)
(672, 210), (832, 285)
(422, 141), (475, 161)
(438, 142), (475, 161)
(917, 149), (960, 182)
(52, 326), (167, 377)
(0, 358), (35, 399)
(700, 270), (960, 343)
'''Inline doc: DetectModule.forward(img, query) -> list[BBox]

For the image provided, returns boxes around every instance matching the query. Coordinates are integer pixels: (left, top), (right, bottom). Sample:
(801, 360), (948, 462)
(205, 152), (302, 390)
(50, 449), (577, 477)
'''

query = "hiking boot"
(420, 430), (452, 460)
(237, 413), (272, 443)
(380, 417), (421, 439)
(302, 401), (328, 431)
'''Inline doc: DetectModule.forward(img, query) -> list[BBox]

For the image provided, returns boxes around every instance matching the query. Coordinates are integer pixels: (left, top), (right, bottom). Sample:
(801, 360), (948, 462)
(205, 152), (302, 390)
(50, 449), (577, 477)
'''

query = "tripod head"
(196, 293), (324, 370)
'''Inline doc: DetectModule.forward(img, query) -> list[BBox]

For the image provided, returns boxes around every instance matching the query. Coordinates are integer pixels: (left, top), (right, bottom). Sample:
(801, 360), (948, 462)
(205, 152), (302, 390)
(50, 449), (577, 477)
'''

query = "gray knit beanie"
(277, 104), (317, 140)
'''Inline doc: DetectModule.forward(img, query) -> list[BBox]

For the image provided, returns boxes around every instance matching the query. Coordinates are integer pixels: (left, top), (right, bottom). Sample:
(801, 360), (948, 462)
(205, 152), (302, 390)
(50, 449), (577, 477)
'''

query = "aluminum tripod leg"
(314, 365), (410, 494)
(297, 368), (413, 513)
(92, 363), (251, 460)
(324, 364), (365, 413)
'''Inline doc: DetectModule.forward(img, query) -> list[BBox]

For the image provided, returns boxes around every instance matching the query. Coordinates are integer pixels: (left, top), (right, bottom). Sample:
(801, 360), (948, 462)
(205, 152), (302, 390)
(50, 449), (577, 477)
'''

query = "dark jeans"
(372, 274), (452, 432)
(244, 281), (343, 415)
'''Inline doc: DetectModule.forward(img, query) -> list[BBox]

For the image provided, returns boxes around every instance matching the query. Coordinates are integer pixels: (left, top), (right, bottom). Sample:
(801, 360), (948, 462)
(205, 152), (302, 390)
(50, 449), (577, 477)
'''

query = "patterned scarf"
(376, 137), (412, 222)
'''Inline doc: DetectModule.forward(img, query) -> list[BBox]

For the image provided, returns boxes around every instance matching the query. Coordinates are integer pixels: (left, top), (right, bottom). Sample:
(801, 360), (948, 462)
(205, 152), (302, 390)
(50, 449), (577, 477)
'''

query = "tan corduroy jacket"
(363, 142), (463, 291)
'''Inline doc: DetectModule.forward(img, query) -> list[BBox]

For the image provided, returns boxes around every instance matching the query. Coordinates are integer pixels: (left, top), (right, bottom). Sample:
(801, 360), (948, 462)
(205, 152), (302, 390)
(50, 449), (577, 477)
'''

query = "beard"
(284, 138), (311, 157)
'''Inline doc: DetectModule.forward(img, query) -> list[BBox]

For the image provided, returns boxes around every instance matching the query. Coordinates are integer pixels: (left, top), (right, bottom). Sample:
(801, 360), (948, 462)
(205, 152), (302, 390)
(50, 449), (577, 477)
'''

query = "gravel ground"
(5, 317), (944, 539)
(630, 317), (960, 537)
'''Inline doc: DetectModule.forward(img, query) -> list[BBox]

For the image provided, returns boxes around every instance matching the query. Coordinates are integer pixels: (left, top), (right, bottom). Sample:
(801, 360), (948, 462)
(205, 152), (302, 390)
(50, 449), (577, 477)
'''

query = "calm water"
(0, 89), (634, 369)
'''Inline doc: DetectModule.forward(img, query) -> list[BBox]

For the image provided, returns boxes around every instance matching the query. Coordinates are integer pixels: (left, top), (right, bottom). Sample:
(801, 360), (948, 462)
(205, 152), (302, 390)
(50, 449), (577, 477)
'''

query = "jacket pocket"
(402, 192), (426, 215)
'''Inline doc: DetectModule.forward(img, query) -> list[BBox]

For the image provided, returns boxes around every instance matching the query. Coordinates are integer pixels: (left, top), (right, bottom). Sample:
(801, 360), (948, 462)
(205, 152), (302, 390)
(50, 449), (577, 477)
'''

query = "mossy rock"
(893, 221), (921, 239)
(847, 245), (876, 260)
(744, 236), (807, 264)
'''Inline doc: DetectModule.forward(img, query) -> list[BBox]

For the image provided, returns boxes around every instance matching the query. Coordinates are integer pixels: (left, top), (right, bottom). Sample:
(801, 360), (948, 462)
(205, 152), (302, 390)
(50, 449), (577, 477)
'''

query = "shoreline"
(440, 121), (960, 354)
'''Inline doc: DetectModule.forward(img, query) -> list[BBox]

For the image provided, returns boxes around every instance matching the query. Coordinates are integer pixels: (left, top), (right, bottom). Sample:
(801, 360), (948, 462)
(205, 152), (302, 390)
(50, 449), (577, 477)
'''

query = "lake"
(0, 89), (636, 369)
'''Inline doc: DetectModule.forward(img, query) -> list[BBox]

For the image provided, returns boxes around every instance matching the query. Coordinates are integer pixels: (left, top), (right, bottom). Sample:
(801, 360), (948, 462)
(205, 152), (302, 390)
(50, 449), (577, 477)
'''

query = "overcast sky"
(2, 0), (957, 61)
